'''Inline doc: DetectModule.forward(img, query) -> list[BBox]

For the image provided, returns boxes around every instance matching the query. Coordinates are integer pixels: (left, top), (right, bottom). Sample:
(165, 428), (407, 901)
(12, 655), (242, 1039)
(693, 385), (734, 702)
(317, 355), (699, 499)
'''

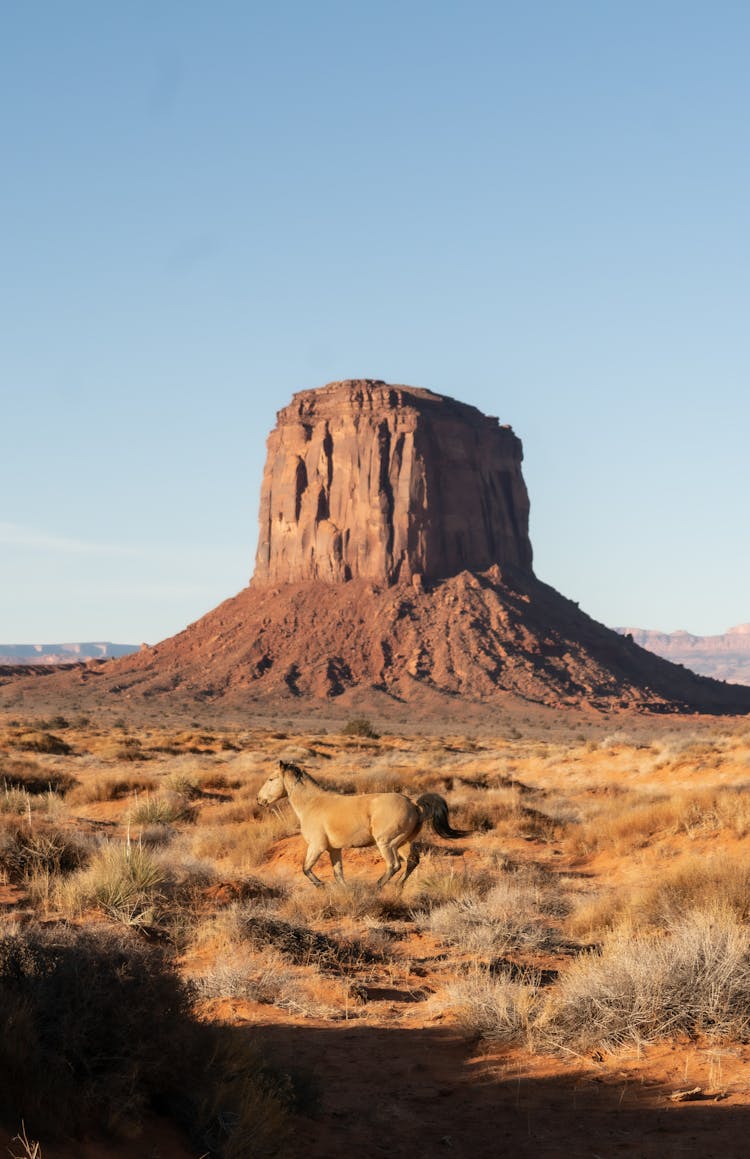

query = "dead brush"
(439, 961), (542, 1044)
(10, 731), (72, 756)
(129, 790), (194, 826)
(279, 877), (410, 924)
(0, 787), (47, 816)
(539, 908), (750, 1052)
(189, 941), (307, 1007)
(189, 805), (296, 869)
(567, 791), (713, 857)
(0, 823), (91, 885)
(8, 1123), (43, 1159)
(418, 877), (560, 957)
(0, 923), (297, 1153)
(67, 771), (156, 804)
(569, 854), (750, 940)
(1, 757), (76, 796)
(233, 907), (387, 974)
(404, 854), (496, 911)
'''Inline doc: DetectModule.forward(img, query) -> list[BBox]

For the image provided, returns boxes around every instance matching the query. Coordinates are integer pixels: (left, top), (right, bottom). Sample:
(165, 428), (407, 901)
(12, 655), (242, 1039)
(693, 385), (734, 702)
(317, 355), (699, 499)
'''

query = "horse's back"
(307, 790), (418, 848)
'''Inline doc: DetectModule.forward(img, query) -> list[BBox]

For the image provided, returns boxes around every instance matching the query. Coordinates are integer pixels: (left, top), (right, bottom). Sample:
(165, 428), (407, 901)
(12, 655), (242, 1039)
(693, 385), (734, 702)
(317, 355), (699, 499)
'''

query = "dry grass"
(68, 770), (156, 803)
(441, 962), (542, 1043)
(569, 853), (750, 939)
(3, 712), (750, 1149)
(419, 877), (561, 956)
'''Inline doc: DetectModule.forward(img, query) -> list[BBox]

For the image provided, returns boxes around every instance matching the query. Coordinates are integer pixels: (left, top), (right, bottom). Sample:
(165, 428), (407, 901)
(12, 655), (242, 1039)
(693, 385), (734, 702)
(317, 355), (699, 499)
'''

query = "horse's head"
(258, 760), (306, 806)
(257, 764), (288, 806)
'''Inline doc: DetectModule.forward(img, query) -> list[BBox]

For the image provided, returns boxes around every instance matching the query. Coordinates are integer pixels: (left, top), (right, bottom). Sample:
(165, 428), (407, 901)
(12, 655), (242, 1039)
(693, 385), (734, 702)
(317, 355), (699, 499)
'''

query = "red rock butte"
(4, 379), (750, 719)
(253, 379), (533, 586)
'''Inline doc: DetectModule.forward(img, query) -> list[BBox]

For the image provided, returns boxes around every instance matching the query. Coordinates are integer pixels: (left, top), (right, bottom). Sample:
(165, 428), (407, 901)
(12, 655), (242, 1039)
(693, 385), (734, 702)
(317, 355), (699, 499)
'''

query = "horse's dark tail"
(416, 793), (470, 840)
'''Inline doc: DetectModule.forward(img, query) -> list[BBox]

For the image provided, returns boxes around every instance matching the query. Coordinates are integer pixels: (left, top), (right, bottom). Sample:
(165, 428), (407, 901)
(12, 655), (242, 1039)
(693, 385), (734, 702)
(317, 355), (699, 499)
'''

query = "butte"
(4, 379), (750, 722)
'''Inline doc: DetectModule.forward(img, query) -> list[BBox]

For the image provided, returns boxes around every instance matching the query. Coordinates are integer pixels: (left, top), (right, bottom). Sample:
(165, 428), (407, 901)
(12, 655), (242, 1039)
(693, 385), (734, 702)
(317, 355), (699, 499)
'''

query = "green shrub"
(341, 717), (380, 739)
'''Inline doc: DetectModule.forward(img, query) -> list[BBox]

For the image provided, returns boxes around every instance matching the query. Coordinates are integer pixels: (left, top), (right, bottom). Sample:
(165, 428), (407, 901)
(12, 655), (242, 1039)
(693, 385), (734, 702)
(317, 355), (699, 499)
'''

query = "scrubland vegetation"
(3, 711), (750, 1154)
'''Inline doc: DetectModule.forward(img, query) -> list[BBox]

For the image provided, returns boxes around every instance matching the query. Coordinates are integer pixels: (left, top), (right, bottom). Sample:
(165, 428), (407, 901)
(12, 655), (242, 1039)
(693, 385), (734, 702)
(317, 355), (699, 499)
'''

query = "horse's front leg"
(329, 848), (345, 884)
(303, 844), (326, 887)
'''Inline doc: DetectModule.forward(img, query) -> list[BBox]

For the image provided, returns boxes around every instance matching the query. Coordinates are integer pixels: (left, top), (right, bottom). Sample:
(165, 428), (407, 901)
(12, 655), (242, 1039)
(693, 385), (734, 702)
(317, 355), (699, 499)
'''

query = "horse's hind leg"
(375, 840), (402, 888)
(399, 841), (421, 887)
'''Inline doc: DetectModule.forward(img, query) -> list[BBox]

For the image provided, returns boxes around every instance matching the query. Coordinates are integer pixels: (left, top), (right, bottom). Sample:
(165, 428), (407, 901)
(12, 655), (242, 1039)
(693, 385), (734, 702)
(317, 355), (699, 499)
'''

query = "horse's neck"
(285, 774), (325, 815)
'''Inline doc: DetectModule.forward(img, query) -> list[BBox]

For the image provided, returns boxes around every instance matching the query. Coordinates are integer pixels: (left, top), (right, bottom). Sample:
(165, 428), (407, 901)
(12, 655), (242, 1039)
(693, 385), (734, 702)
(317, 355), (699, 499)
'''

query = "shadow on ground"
(254, 1020), (750, 1159)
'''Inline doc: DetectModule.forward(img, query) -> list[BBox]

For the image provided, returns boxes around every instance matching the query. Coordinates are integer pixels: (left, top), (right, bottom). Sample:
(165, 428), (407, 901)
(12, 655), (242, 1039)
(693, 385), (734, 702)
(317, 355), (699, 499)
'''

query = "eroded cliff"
(253, 380), (533, 585)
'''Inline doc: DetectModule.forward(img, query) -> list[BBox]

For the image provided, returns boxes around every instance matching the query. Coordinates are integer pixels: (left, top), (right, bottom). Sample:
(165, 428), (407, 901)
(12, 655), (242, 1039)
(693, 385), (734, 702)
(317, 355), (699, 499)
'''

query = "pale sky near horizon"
(3, 1), (749, 643)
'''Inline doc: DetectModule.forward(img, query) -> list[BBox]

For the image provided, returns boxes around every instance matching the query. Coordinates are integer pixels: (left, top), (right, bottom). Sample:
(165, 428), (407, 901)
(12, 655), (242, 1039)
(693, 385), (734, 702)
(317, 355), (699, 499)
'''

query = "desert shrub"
(109, 742), (149, 762)
(420, 878), (559, 956)
(139, 823), (177, 847)
(0, 788), (36, 816)
(11, 732), (71, 756)
(341, 717), (380, 739)
(0, 924), (192, 1136)
(190, 941), (306, 1007)
(234, 909), (385, 973)
(163, 772), (204, 798)
(130, 791), (194, 826)
(405, 857), (496, 911)
(38, 715), (70, 731)
(68, 772), (155, 803)
(0, 758), (76, 796)
(542, 909), (750, 1051)
(570, 856), (750, 939)
(7, 1123), (42, 1159)
(0, 924), (293, 1151)
(443, 965), (541, 1044)
(57, 843), (166, 928)
(281, 878), (410, 923)
(0, 825), (90, 884)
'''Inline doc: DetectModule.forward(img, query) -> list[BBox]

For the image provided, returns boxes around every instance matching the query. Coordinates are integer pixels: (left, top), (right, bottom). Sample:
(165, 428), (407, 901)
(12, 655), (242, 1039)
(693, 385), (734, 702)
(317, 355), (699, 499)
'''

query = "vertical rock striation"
(253, 379), (533, 585)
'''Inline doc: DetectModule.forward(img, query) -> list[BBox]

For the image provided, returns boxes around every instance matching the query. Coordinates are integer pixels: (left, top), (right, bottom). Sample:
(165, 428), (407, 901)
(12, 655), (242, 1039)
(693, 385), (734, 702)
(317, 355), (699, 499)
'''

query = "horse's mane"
(279, 760), (322, 788)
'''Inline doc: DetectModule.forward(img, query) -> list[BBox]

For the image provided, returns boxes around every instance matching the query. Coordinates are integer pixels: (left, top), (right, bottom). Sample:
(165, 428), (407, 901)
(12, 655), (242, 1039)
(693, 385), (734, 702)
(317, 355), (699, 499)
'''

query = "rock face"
(253, 380), (533, 585)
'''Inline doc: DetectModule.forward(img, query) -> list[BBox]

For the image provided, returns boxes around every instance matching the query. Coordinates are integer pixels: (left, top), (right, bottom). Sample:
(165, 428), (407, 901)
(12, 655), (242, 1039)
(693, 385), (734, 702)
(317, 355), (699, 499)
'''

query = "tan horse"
(257, 760), (468, 887)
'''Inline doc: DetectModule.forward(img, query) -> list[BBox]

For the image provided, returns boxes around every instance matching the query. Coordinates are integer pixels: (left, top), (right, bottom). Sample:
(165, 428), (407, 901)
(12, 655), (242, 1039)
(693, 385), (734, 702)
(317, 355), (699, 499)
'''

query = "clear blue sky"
(3, 1), (749, 643)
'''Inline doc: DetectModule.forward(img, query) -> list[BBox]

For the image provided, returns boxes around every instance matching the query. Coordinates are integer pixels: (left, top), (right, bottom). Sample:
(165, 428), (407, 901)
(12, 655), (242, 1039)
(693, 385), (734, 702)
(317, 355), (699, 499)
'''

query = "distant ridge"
(616, 626), (750, 687)
(0, 643), (139, 665)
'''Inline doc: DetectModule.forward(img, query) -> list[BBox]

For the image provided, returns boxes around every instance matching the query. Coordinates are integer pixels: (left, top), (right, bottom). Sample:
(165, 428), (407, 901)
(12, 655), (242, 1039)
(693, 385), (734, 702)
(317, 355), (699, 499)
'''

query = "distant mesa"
(617, 626), (750, 687)
(3, 380), (750, 718)
(0, 642), (139, 666)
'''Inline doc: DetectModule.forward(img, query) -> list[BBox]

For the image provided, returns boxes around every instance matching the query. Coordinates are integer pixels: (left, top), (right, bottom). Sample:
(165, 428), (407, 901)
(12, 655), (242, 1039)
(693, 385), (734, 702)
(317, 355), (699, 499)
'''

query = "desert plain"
(3, 702), (750, 1158)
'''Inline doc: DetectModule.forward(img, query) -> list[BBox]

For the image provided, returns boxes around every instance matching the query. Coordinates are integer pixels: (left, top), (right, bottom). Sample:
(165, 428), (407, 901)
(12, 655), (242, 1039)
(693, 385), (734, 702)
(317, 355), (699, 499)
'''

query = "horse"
(257, 760), (469, 887)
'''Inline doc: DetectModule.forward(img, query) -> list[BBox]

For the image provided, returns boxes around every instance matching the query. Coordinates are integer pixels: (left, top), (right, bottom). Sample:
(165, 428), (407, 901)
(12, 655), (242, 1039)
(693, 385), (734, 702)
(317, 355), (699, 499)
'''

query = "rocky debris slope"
(11, 564), (750, 717)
